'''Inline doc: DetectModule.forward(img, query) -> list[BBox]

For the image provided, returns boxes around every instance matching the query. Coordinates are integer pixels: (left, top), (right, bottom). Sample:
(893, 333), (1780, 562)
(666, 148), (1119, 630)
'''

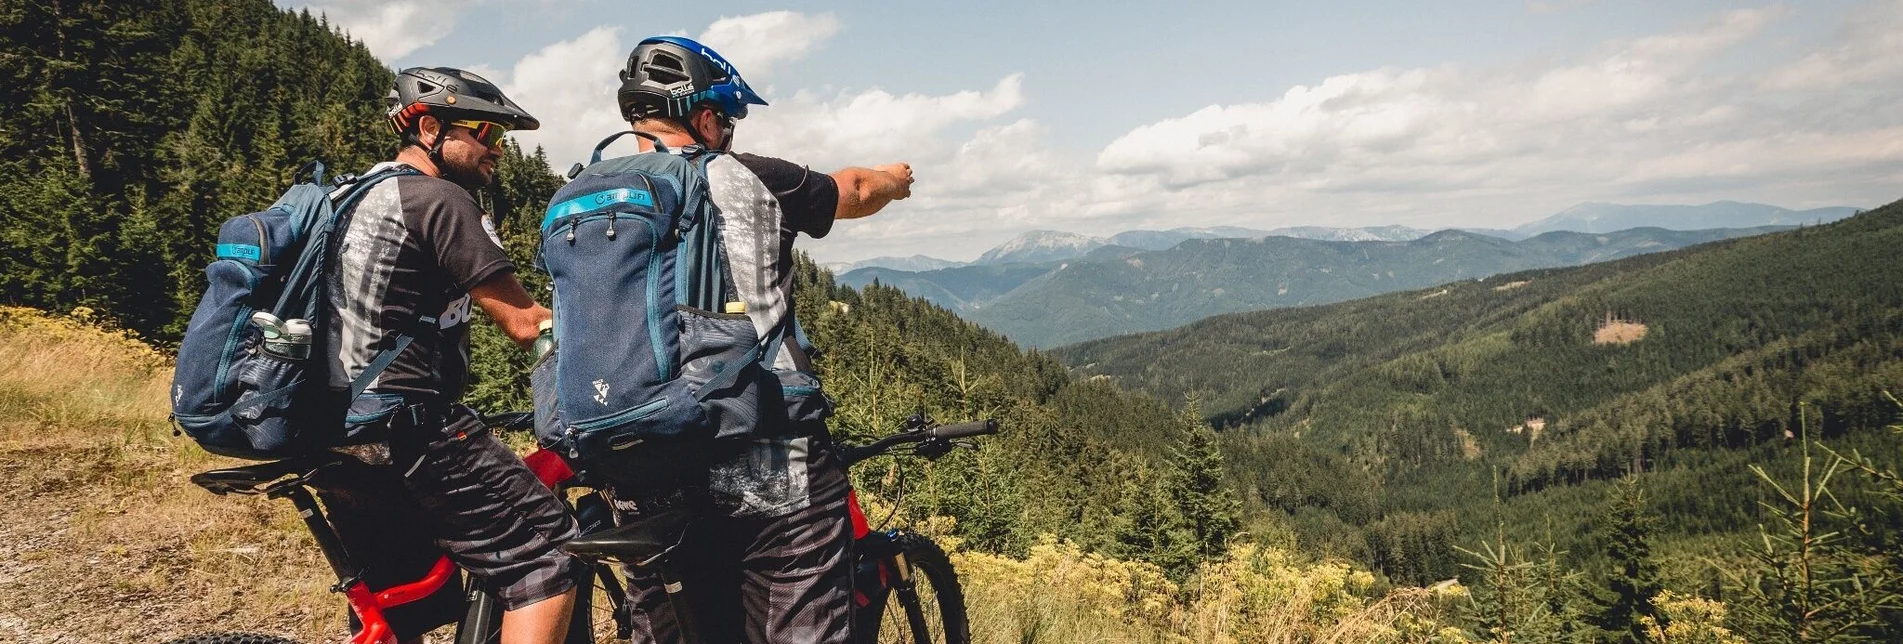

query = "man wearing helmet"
(315, 67), (579, 644)
(606, 36), (915, 643)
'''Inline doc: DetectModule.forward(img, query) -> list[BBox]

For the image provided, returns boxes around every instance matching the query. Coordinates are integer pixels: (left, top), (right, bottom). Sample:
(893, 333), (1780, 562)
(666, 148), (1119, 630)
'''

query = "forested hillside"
(0, 0), (393, 339)
(1058, 203), (1903, 593)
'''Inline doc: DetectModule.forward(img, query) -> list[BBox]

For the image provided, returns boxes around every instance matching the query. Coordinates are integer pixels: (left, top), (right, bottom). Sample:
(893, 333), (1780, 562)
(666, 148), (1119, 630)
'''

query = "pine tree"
(1167, 395), (1241, 561)
(1112, 464), (1195, 575)
(1587, 477), (1663, 643)
(1728, 405), (1903, 642)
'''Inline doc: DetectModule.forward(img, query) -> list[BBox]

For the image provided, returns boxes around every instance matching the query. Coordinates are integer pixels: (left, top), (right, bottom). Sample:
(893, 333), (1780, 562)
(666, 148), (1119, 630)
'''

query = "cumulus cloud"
(491, 26), (629, 169)
(280, 0), (479, 60)
(1084, 6), (1902, 236)
(742, 74), (1026, 171)
(472, 5), (1903, 263)
(696, 11), (841, 78)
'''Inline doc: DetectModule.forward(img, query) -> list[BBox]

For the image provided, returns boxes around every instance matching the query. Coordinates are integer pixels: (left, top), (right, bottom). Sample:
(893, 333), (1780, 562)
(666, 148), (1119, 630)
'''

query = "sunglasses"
(448, 119), (509, 149)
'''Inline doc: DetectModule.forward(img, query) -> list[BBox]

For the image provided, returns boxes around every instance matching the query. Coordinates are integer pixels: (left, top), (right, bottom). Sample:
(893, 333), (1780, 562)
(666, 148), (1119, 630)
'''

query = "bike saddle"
(190, 452), (348, 496)
(564, 509), (694, 569)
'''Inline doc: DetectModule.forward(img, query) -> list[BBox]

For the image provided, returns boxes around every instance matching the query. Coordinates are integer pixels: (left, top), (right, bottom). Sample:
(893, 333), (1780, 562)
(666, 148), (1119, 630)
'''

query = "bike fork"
(887, 552), (934, 644)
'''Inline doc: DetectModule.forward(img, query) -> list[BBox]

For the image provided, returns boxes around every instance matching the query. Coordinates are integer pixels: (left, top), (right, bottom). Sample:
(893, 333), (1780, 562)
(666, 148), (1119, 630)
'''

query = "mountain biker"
(315, 67), (578, 644)
(606, 36), (915, 643)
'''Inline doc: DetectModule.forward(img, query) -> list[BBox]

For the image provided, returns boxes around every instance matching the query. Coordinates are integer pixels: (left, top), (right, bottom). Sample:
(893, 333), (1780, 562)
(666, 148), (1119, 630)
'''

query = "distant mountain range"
(842, 226), (1793, 346)
(829, 201), (1860, 346)
(826, 201), (1859, 274)
(971, 227), (1789, 346)
(1483, 201), (1858, 239)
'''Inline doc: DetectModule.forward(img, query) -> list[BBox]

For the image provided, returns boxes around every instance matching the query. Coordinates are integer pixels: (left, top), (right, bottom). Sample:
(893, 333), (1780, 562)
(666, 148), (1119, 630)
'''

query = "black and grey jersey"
(326, 163), (513, 402)
(703, 152), (837, 371)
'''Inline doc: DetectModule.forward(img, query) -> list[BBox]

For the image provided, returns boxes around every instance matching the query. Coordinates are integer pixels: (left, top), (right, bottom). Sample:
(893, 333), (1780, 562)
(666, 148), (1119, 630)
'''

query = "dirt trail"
(0, 430), (343, 643)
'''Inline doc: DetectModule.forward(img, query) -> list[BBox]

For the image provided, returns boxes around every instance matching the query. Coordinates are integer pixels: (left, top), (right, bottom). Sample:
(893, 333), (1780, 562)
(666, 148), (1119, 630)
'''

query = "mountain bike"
(162, 413), (995, 644)
(842, 414), (997, 644)
(161, 412), (609, 644)
(559, 413), (999, 644)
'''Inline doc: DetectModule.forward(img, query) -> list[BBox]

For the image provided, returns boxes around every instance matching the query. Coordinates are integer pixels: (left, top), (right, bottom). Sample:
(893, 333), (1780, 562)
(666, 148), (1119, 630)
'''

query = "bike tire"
(869, 534), (970, 644)
(160, 633), (305, 644)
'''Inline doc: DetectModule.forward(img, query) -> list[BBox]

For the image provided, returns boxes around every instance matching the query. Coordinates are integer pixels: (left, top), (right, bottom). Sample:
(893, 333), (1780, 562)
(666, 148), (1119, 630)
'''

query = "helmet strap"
(682, 107), (735, 151)
(418, 115), (450, 174)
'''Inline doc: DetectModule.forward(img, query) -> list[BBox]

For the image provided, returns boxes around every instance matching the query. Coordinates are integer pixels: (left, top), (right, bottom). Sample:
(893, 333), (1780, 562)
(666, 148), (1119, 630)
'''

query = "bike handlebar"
(840, 418), (999, 466)
(930, 419), (998, 440)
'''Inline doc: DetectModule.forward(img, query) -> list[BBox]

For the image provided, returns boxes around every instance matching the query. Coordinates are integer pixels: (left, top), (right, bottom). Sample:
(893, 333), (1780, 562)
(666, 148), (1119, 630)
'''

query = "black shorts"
(608, 429), (856, 643)
(315, 407), (581, 638)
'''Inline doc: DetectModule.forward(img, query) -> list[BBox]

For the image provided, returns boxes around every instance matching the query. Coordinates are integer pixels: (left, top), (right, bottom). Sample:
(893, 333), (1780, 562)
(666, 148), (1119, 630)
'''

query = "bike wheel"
(160, 634), (305, 644)
(582, 561), (630, 642)
(871, 534), (969, 644)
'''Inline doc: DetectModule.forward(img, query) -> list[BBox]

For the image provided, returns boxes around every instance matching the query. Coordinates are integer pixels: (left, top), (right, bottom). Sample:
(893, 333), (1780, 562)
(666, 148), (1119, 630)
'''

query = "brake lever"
(913, 439), (955, 461)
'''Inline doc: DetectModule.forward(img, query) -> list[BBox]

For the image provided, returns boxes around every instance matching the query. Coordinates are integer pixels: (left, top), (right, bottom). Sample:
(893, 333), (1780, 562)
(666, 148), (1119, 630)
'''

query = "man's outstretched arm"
(831, 163), (914, 220)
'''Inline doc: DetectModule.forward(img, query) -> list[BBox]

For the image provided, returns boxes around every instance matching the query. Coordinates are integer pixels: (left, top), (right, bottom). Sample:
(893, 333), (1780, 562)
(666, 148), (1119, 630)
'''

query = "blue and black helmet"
(617, 36), (769, 122)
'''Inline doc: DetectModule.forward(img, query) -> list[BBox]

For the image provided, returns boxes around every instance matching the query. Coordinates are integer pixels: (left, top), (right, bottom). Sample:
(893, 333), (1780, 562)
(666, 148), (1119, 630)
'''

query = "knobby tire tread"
(889, 533), (970, 644)
(161, 633), (306, 644)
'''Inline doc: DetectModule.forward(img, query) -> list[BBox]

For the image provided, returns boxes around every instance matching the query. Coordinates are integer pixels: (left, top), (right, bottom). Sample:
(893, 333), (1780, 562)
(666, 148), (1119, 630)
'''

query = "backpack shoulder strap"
(270, 165), (419, 318)
(348, 314), (438, 400)
(325, 165), (429, 402)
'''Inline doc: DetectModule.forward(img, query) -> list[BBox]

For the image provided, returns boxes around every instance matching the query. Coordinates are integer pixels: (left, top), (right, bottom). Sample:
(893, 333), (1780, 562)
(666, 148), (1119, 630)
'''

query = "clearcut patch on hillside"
(1594, 319), (1649, 345)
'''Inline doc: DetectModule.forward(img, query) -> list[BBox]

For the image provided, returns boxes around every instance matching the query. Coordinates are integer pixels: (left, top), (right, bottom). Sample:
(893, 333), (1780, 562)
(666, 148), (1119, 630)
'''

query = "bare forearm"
(832, 163), (913, 220)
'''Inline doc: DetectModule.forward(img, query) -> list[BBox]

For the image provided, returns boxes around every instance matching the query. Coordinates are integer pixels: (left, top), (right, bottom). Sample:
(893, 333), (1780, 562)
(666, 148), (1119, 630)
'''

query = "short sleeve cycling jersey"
(703, 152), (838, 370)
(326, 163), (514, 401)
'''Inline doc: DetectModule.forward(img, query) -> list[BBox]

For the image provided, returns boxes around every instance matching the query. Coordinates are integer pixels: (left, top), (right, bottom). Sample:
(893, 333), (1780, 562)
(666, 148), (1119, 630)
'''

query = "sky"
(276, 0), (1903, 264)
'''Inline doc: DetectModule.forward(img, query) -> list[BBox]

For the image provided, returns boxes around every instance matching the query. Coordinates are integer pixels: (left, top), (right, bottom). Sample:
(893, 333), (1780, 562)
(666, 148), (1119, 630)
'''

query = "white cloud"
(742, 74), (1026, 171)
(1081, 6), (1903, 237)
(281, 0), (478, 60)
(695, 11), (841, 79)
(490, 26), (629, 169)
(468, 5), (1903, 264)
(1762, 0), (1903, 90)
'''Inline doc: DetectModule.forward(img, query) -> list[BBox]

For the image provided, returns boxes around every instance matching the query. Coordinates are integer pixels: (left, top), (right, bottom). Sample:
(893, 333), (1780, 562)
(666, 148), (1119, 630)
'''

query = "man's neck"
(636, 130), (702, 153)
(394, 147), (442, 177)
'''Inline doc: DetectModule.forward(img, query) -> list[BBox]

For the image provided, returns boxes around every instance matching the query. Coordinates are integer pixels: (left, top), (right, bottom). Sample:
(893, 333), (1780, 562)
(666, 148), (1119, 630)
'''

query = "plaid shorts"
(318, 406), (581, 635)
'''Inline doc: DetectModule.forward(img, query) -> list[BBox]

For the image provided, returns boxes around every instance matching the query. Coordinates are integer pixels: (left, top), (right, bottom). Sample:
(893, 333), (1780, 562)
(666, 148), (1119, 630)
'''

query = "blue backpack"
(170, 163), (417, 459)
(532, 132), (806, 484)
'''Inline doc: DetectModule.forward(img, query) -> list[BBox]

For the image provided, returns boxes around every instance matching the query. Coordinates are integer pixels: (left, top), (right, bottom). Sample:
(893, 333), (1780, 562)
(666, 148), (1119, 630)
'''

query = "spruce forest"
(3, 0), (1902, 642)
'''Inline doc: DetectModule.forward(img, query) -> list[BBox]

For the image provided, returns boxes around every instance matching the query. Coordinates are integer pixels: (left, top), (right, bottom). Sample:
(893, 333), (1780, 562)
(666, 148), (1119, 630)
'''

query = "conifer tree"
(1587, 477), (1663, 644)
(1729, 405), (1903, 642)
(1167, 396), (1241, 561)
(1113, 465), (1195, 575)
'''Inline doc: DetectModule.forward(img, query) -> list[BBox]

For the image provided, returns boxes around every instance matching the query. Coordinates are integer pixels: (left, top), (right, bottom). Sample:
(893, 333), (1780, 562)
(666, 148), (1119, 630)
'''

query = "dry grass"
(0, 306), (346, 642)
(952, 536), (1467, 643)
